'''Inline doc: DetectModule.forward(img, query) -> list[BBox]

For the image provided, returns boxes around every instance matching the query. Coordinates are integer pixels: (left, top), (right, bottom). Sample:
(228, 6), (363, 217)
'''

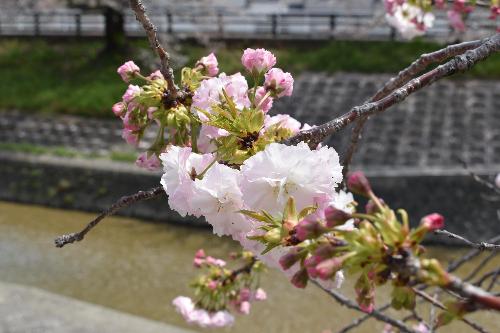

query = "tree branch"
(342, 38), (488, 177)
(129, 0), (177, 96)
(433, 229), (500, 250)
(337, 303), (392, 333)
(285, 34), (500, 148)
(312, 281), (417, 333)
(447, 235), (500, 273)
(54, 186), (165, 248)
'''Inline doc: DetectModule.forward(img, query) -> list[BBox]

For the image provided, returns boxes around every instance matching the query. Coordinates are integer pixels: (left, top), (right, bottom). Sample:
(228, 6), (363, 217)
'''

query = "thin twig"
(285, 34), (500, 148)
(458, 159), (500, 196)
(129, 0), (177, 95)
(336, 303), (392, 333)
(54, 186), (165, 248)
(447, 235), (500, 273)
(433, 229), (500, 250)
(487, 268), (500, 292)
(342, 38), (488, 177)
(413, 288), (490, 333)
(312, 281), (417, 333)
(464, 251), (498, 282)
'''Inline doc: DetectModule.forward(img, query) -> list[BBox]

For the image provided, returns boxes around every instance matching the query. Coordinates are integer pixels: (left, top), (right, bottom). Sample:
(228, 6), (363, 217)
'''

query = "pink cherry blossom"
(147, 70), (163, 80)
(160, 146), (214, 217)
(117, 60), (140, 82)
(447, 10), (466, 32)
(135, 152), (161, 171)
(255, 86), (273, 113)
(240, 142), (343, 215)
(112, 102), (125, 117)
(172, 296), (234, 328)
(121, 128), (139, 146)
(196, 53), (219, 77)
(239, 301), (251, 315)
(385, 3), (435, 39)
(264, 68), (294, 97)
(197, 125), (230, 154)
(263, 114), (301, 134)
(122, 84), (140, 103)
(241, 48), (276, 74)
(254, 288), (267, 301)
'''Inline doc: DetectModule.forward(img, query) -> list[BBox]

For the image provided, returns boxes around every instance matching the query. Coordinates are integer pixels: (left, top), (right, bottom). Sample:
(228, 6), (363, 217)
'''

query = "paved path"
(0, 281), (197, 333)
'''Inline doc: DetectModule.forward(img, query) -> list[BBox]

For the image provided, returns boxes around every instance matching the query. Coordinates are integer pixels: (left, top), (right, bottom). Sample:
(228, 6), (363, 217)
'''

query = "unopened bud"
(420, 213), (444, 231)
(291, 267), (309, 289)
(324, 206), (352, 228)
(315, 257), (344, 280)
(365, 198), (385, 214)
(295, 219), (327, 241)
(264, 228), (282, 244)
(279, 247), (302, 270)
(347, 171), (372, 197)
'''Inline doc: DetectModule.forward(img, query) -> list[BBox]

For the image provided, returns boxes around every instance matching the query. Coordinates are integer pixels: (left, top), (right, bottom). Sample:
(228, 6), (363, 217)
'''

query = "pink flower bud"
(315, 257), (344, 280)
(239, 288), (251, 302)
(254, 288), (267, 301)
(122, 84), (140, 103)
(324, 206), (352, 228)
(147, 70), (164, 80)
(121, 128), (139, 146)
(195, 249), (206, 259)
(112, 102), (126, 117)
(279, 247), (302, 270)
(241, 48), (276, 74)
(347, 171), (372, 197)
(193, 257), (205, 268)
(117, 60), (140, 82)
(291, 267), (308, 289)
(122, 110), (141, 131)
(264, 68), (294, 98)
(420, 213), (445, 231)
(135, 152), (161, 171)
(207, 280), (218, 290)
(239, 301), (251, 315)
(255, 86), (273, 113)
(295, 219), (327, 241)
(206, 256), (226, 267)
(447, 10), (466, 32)
(196, 53), (219, 77)
(365, 198), (385, 214)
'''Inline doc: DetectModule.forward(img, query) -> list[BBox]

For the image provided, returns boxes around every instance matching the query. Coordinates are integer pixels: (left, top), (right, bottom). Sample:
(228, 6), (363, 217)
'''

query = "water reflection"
(0, 202), (498, 332)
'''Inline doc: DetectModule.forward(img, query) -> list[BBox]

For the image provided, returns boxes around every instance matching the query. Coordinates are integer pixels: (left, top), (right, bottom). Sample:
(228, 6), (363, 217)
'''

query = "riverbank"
(2, 39), (500, 117)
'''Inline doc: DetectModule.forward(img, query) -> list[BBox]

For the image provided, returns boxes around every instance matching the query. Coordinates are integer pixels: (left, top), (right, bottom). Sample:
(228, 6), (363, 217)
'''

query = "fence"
(0, 9), (496, 40)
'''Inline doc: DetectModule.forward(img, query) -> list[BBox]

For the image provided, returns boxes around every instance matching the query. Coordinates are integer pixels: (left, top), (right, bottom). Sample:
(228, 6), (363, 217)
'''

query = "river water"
(0, 201), (498, 332)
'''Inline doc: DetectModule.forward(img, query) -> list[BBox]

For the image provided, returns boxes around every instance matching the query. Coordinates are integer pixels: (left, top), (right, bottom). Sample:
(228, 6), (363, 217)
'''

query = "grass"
(0, 142), (137, 162)
(1, 38), (499, 118)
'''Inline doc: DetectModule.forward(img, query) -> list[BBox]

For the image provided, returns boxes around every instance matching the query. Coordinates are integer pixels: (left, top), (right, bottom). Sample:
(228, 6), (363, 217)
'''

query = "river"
(0, 201), (498, 332)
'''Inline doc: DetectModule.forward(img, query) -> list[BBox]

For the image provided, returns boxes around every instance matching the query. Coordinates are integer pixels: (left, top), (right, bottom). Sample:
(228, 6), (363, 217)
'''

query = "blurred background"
(0, 1), (499, 332)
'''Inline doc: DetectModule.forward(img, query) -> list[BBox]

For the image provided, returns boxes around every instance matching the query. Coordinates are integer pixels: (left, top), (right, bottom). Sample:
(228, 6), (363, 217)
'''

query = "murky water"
(0, 201), (498, 332)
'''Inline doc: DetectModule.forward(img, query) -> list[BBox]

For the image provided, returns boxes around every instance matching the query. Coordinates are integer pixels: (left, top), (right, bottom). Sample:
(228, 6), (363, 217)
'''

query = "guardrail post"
(271, 14), (277, 37)
(329, 14), (336, 39)
(166, 11), (173, 34)
(75, 13), (81, 37)
(34, 12), (40, 36)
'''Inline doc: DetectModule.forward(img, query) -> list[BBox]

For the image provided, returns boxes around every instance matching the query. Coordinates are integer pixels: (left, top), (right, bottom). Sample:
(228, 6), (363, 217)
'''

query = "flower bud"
(112, 102), (126, 117)
(290, 267), (309, 289)
(347, 171), (372, 197)
(295, 219), (327, 241)
(420, 213), (444, 231)
(239, 301), (251, 315)
(315, 257), (344, 280)
(279, 247), (302, 271)
(264, 68), (294, 98)
(365, 198), (385, 214)
(264, 228), (282, 244)
(241, 48), (276, 75)
(196, 53), (219, 77)
(117, 60), (140, 82)
(254, 288), (267, 301)
(324, 206), (352, 228)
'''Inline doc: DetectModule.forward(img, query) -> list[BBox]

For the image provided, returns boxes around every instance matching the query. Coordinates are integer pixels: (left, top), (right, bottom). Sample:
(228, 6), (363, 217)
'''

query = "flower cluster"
(173, 250), (266, 328)
(384, 0), (500, 39)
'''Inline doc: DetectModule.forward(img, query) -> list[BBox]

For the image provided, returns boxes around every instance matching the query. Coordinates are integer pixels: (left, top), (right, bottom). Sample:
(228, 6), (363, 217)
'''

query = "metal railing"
(0, 9), (496, 40)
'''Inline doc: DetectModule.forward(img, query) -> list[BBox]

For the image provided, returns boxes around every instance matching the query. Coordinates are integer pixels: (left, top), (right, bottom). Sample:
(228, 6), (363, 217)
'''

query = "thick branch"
(312, 281), (416, 333)
(434, 229), (500, 250)
(129, 0), (177, 95)
(342, 38), (488, 177)
(54, 186), (165, 248)
(285, 34), (500, 148)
